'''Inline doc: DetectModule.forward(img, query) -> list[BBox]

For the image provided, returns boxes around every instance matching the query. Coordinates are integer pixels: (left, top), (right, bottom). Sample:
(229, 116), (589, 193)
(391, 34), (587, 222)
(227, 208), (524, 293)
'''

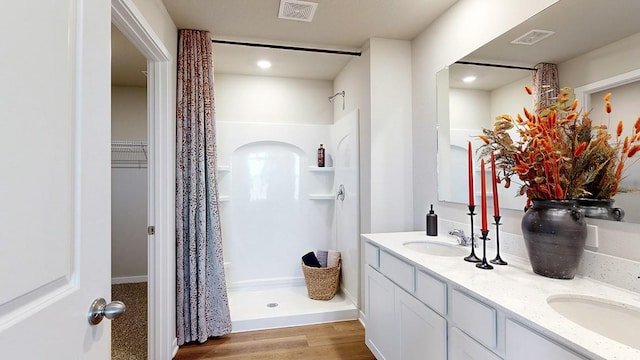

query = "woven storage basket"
(301, 259), (341, 300)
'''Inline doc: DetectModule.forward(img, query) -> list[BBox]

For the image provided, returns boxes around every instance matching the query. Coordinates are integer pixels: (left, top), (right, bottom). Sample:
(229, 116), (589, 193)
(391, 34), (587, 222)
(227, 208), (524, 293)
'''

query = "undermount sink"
(547, 294), (640, 349)
(403, 241), (468, 257)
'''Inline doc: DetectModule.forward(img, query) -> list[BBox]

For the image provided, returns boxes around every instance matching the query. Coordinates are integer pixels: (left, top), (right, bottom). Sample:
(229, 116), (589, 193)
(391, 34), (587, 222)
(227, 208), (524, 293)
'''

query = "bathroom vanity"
(362, 232), (640, 360)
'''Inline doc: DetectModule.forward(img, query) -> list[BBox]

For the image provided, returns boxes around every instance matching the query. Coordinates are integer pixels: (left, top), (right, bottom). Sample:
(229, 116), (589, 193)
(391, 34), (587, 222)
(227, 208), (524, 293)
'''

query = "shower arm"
(328, 91), (346, 110)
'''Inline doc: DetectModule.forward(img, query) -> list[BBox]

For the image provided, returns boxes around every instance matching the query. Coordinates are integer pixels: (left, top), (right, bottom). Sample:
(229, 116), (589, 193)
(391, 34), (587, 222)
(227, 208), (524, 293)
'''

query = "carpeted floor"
(112, 282), (148, 360)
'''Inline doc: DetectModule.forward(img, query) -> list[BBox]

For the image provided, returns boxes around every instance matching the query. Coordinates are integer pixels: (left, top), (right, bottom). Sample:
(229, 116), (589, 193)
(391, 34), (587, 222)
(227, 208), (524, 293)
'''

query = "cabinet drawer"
(451, 289), (497, 349)
(449, 327), (502, 360)
(364, 241), (379, 268)
(379, 251), (415, 292)
(506, 319), (586, 360)
(415, 270), (447, 315)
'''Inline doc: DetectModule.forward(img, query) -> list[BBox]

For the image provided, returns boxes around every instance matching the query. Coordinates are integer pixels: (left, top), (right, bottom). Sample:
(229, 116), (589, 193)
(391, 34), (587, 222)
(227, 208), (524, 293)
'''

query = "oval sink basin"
(547, 294), (640, 349)
(403, 241), (468, 257)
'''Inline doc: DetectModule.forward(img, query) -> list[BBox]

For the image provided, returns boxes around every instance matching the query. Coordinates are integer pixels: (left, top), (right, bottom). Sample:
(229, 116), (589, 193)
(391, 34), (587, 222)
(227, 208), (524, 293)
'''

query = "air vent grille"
(278, 0), (318, 22)
(511, 29), (555, 45)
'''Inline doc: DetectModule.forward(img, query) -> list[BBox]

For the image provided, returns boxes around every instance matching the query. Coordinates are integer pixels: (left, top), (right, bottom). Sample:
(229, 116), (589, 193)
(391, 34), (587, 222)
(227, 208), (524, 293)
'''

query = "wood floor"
(174, 320), (376, 360)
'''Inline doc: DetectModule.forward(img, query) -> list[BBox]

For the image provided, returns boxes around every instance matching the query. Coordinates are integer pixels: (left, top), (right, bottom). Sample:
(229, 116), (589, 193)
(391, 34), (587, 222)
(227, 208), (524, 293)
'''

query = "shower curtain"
(176, 29), (231, 345)
(532, 63), (559, 110)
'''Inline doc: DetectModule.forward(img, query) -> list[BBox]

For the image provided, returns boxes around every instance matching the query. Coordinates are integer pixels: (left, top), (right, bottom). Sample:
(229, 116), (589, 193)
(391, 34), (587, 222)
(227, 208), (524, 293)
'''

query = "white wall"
(112, 86), (147, 140)
(369, 38), (414, 233)
(450, 88), (490, 129)
(411, 0), (558, 232)
(559, 32), (640, 89)
(215, 74), (333, 124)
(334, 47), (371, 234)
(111, 86), (148, 280)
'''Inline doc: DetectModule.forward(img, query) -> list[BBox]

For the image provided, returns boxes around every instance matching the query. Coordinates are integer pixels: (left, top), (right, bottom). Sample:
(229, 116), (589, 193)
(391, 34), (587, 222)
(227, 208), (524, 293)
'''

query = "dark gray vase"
(521, 200), (587, 279)
(576, 198), (625, 221)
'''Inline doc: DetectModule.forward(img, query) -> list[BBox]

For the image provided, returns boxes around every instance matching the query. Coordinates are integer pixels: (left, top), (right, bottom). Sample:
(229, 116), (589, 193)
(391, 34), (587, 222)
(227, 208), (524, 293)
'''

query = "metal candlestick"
(476, 229), (494, 270)
(490, 215), (507, 265)
(464, 205), (481, 263)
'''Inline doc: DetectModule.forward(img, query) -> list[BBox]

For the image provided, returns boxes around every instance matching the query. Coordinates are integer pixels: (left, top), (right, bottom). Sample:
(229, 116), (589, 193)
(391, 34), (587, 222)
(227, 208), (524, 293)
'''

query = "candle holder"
(475, 229), (494, 270)
(490, 215), (507, 265)
(464, 205), (481, 263)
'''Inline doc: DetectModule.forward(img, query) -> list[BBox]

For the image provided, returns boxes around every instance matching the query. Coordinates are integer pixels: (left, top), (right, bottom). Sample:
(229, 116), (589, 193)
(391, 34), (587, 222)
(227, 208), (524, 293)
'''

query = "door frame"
(111, 0), (176, 358)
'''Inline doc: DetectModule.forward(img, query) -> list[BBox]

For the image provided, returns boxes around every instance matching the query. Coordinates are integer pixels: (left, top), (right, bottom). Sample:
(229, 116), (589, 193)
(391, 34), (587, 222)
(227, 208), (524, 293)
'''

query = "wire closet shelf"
(111, 141), (148, 168)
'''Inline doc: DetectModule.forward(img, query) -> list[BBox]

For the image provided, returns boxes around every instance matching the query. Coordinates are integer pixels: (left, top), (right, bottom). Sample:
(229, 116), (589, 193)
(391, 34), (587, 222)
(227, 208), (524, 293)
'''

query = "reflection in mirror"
(437, 63), (532, 212)
(437, 0), (640, 223)
(576, 75), (640, 223)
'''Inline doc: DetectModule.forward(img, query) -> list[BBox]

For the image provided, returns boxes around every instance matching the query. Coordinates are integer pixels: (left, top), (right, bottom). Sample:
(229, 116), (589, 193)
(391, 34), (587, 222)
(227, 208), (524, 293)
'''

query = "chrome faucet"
(449, 228), (474, 247)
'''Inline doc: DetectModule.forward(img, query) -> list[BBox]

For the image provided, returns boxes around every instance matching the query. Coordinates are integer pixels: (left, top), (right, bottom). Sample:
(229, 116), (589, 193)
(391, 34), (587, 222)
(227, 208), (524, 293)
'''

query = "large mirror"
(437, 0), (640, 223)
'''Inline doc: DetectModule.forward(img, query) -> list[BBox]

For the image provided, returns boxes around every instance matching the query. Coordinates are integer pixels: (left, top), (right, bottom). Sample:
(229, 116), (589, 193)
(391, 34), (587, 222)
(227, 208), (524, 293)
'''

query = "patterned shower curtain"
(532, 63), (559, 111)
(176, 29), (231, 345)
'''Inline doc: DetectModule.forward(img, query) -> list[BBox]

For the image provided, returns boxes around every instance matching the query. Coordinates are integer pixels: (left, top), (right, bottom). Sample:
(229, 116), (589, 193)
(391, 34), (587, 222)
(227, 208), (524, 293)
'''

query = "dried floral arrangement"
(478, 86), (640, 201)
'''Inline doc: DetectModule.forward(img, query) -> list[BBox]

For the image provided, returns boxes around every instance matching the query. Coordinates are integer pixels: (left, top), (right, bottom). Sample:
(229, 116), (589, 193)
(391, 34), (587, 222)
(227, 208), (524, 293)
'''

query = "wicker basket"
(301, 259), (341, 300)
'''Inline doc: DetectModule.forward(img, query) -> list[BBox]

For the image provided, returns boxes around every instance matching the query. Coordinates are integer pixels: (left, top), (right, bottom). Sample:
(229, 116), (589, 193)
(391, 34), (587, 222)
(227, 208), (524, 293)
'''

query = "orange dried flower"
(554, 184), (564, 198)
(635, 117), (640, 134)
(570, 99), (578, 111)
(629, 144), (640, 158)
(524, 107), (534, 121)
(524, 85), (533, 95)
(479, 135), (490, 144)
(574, 142), (587, 157)
(617, 120), (623, 137)
(604, 92), (611, 101)
(606, 101), (612, 114)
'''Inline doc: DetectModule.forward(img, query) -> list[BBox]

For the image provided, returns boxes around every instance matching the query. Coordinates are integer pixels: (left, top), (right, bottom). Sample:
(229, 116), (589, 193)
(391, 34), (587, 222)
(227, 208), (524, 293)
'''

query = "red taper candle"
(491, 152), (500, 217)
(468, 141), (475, 206)
(481, 158), (488, 231)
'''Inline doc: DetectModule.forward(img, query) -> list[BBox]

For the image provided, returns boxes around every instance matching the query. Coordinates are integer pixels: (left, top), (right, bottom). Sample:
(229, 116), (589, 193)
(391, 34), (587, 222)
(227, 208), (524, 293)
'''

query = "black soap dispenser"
(426, 204), (438, 236)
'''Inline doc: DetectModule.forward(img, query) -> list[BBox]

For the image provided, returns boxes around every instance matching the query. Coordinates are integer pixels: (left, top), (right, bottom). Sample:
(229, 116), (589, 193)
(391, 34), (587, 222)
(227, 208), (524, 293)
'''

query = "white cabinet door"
(365, 265), (399, 360)
(449, 327), (503, 360)
(506, 320), (586, 360)
(0, 0), (111, 358)
(396, 286), (447, 360)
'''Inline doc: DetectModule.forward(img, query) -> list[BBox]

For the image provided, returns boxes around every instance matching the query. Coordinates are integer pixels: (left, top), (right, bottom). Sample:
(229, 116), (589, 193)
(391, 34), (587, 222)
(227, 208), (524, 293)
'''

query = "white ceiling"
(111, 24), (147, 87)
(114, 0), (640, 87)
(450, 0), (640, 91)
(112, 0), (458, 85)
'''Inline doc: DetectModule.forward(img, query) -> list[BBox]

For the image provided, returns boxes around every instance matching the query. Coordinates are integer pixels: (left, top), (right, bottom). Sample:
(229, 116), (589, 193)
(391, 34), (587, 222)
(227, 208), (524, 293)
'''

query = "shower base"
(227, 285), (358, 333)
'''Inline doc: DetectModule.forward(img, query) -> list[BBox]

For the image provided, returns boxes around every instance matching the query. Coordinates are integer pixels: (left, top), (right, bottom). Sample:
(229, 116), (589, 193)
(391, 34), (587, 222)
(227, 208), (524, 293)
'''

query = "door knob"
(88, 298), (126, 325)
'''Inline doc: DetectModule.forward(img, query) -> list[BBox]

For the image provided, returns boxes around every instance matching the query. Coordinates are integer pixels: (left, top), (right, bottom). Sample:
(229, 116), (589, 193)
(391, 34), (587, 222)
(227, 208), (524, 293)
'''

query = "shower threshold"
(227, 285), (358, 333)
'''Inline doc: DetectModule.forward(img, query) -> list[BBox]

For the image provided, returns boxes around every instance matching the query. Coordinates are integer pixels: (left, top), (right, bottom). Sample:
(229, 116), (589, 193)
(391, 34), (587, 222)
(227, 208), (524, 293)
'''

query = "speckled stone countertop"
(362, 231), (640, 360)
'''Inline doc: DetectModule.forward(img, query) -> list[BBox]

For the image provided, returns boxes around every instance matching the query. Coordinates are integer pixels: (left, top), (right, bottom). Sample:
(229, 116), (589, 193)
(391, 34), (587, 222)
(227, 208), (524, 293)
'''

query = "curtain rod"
(455, 61), (536, 71)
(211, 39), (361, 56)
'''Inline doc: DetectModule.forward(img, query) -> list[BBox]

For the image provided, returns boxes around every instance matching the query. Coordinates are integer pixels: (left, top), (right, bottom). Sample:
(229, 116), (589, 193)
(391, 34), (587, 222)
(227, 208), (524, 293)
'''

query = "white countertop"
(362, 231), (640, 360)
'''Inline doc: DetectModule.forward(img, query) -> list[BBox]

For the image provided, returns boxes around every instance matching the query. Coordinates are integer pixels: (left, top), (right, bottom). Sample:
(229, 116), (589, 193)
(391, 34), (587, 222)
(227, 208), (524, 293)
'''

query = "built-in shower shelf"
(308, 166), (334, 172)
(218, 195), (231, 202)
(308, 194), (335, 200)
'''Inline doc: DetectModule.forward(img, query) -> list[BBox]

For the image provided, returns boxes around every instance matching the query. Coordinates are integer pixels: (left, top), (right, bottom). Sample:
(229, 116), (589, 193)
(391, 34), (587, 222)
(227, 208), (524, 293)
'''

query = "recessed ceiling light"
(257, 60), (272, 69)
(463, 76), (476, 83)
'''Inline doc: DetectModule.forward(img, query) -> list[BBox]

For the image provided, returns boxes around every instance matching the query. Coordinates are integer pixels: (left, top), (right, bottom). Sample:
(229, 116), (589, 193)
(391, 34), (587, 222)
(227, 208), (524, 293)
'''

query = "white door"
(0, 0), (112, 358)
(331, 109), (359, 304)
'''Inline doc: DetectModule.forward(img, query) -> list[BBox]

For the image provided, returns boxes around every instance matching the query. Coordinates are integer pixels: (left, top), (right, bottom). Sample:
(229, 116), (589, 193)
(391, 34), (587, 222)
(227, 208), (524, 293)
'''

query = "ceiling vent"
(511, 29), (555, 45)
(278, 0), (318, 22)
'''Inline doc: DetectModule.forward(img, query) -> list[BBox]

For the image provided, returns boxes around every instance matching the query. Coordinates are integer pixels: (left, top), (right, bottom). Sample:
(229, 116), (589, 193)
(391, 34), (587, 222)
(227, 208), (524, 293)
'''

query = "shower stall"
(216, 110), (360, 332)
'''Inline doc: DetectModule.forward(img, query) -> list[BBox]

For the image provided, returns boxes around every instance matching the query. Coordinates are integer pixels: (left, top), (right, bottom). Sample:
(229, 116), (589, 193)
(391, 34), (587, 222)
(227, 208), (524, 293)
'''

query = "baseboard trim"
(172, 338), (179, 358)
(112, 275), (148, 284)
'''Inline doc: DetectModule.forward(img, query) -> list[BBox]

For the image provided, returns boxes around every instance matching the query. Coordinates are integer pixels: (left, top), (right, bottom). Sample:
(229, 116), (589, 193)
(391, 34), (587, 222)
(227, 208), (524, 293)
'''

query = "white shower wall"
(217, 122), (333, 288)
